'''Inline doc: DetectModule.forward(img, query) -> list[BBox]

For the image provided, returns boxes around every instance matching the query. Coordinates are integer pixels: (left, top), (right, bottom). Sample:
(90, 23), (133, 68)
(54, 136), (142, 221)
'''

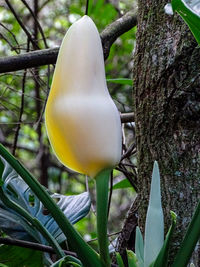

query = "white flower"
(45, 16), (122, 178)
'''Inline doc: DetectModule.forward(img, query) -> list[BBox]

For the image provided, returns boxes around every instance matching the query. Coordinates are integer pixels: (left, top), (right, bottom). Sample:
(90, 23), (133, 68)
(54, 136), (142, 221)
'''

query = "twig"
(116, 163), (138, 192)
(20, 0), (48, 49)
(5, 0), (39, 50)
(12, 40), (30, 156)
(87, 231), (121, 244)
(120, 143), (136, 161)
(101, 10), (137, 59)
(120, 112), (134, 123)
(85, 0), (89, 15)
(0, 10), (137, 73)
(0, 237), (76, 257)
(12, 69), (27, 156)
(0, 23), (20, 53)
(107, 170), (113, 217)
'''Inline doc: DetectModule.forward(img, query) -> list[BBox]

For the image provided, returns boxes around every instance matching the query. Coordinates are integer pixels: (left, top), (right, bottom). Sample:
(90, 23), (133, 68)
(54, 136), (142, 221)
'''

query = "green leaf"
(106, 78), (133, 86)
(135, 226), (144, 267)
(172, 200), (200, 267)
(112, 178), (135, 190)
(152, 211), (177, 267)
(0, 245), (43, 267)
(0, 144), (102, 267)
(0, 156), (91, 244)
(127, 250), (138, 267)
(171, 0), (200, 44)
(144, 161), (164, 267)
(116, 252), (125, 267)
(50, 256), (83, 267)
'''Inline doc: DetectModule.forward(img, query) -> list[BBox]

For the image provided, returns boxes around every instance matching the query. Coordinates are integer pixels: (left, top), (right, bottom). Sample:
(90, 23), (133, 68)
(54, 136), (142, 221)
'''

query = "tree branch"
(0, 237), (119, 266)
(101, 10), (137, 59)
(0, 237), (76, 256)
(0, 10), (137, 74)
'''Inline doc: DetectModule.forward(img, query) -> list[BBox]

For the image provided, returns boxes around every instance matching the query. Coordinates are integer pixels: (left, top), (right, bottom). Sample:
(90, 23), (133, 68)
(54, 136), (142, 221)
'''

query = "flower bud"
(45, 15), (122, 178)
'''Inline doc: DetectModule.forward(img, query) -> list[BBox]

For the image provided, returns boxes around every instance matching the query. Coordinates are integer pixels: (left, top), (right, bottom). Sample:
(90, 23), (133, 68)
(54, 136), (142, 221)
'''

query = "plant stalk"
(95, 168), (111, 267)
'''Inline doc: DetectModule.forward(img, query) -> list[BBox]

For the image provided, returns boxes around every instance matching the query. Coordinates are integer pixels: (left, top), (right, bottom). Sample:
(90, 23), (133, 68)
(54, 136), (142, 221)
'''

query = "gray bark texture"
(117, 0), (200, 265)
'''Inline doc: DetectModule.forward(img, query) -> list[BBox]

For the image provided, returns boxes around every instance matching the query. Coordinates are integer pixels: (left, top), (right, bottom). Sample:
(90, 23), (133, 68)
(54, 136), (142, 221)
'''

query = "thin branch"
(5, 0), (39, 50)
(0, 10), (137, 74)
(0, 23), (20, 52)
(120, 112), (134, 123)
(107, 170), (113, 217)
(101, 9), (137, 59)
(120, 143), (136, 161)
(12, 70), (27, 155)
(87, 231), (121, 244)
(85, 0), (89, 15)
(20, 0), (48, 49)
(0, 237), (76, 257)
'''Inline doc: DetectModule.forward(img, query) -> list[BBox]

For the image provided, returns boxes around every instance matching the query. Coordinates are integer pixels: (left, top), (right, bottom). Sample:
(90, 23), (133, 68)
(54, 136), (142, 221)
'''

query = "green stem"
(95, 169), (111, 267)
(0, 144), (102, 267)
(172, 201), (200, 267)
(0, 185), (65, 258)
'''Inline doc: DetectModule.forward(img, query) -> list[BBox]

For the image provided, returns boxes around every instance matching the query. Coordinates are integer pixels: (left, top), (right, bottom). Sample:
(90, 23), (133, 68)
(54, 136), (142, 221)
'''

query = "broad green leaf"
(135, 226), (144, 267)
(0, 156), (91, 244)
(152, 211), (177, 267)
(116, 252), (125, 267)
(112, 178), (135, 190)
(171, 0), (200, 44)
(144, 161), (164, 267)
(0, 245), (43, 267)
(127, 250), (138, 267)
(172, 200), (200, 267)
(106, 78), (133, 86)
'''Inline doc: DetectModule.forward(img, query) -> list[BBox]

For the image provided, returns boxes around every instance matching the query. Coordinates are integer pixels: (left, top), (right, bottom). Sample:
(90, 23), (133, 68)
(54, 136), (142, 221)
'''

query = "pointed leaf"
(152, 211), (177, 267)
(0, 156), (91, 244)
(116, 252), (125, 267)
(144, 161), (164, 267)
(112, 178), (135, 190)
(135, 226), (144, 267)
(127, 250), (138, 267)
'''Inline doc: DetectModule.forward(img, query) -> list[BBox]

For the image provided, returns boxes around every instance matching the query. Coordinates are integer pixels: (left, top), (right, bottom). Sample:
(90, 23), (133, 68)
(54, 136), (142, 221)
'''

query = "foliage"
(0, 245), (43, 267)
(0, 156), (91, 244)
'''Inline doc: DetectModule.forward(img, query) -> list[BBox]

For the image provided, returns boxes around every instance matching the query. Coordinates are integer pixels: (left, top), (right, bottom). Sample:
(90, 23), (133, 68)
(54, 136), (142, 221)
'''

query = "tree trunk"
(117, 0), (200, 265)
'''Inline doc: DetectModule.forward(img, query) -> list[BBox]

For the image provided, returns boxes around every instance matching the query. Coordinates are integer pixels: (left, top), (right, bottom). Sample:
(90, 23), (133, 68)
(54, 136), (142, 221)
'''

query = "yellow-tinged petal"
(45, 15), (122, 178)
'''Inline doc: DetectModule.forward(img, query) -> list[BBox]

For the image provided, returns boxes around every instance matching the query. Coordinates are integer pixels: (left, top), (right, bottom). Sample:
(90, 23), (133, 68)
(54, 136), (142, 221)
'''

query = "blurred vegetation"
(0, 0), (137, 251)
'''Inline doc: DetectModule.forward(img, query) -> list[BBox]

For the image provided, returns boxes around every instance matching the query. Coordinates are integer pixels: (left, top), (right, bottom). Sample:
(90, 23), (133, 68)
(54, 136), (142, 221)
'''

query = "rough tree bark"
(117, 0), (200, 265)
